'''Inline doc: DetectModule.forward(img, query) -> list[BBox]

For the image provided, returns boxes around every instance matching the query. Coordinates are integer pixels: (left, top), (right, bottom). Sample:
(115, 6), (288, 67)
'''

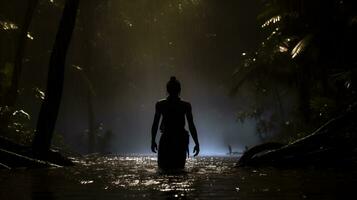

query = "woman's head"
(166, 76), (181, 96)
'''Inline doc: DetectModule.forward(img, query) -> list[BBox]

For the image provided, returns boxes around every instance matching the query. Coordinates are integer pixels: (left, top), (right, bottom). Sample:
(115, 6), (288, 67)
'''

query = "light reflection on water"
(1, 155), (357, 199)
(71, 155), (234, 194)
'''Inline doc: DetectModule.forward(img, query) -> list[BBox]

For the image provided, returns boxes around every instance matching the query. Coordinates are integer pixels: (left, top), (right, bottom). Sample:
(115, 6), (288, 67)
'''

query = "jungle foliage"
(0, 0), (112, 154)
(232, 0), (357, 142)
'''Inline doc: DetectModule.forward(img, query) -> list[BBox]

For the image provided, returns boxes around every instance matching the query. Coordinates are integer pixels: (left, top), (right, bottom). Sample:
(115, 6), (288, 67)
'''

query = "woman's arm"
(151, 102), (161, 153)
(186, 103), (200, 156)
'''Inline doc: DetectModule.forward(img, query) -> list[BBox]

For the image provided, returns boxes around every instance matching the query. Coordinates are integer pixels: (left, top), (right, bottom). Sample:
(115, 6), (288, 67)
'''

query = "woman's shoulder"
(156, 98), (191, 108)
(156, 99), (167, 105)
(179, 99), (192, 108)
(158, 98), (167, 102)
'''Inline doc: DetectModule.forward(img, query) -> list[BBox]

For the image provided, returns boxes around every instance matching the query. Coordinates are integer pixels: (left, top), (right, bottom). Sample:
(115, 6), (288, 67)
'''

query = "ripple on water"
(1, 155), (354, 199)
(71, 155), (235, 194)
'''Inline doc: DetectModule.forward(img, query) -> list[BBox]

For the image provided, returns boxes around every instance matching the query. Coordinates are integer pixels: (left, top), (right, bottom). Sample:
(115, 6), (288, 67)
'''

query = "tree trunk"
(87, 90), (95, 153)
(32, 0), (80, 154)
(80, 0), (97, 153)
(237, 108), (357, 167)
(7, 0), (39, 106)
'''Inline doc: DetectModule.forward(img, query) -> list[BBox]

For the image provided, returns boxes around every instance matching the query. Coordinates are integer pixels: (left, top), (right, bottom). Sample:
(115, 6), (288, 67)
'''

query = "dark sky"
(17, 0), (263, 155)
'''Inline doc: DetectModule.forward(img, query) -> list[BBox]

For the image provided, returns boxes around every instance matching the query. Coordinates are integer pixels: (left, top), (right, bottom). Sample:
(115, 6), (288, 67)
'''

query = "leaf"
(261, 15), (281, 28)
(0, 20), (18, 31)
(291, 34), (313, 59)
(34, 87), (45, 100)
(12, 109), (31, 120)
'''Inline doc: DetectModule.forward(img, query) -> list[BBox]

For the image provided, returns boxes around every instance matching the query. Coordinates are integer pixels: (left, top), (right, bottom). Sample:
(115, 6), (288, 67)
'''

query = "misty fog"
(16, 0), (263, 155)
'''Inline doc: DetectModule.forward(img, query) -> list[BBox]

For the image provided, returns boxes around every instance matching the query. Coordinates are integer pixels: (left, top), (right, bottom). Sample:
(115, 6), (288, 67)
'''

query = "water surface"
(0, 155), (356, 199)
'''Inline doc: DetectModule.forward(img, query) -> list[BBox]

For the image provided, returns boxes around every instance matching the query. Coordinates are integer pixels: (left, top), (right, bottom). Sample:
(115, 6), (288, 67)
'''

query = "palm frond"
(291, 34), (313, 59)
(262, 15), (281, 28)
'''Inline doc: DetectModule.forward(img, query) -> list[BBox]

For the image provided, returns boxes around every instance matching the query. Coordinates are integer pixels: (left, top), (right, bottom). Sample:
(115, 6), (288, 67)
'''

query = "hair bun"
(170, 76), (177, 81)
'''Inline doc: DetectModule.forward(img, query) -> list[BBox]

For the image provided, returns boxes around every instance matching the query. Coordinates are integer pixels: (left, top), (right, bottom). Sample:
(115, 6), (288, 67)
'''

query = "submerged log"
(237, 142), (285, 167)
(0, 148), (56, 169)
(0, 136), (73, 169)
(237, 109), (357, 167)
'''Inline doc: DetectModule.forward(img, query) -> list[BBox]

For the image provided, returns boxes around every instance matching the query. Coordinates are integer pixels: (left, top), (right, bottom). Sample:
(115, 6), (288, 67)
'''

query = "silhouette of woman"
(151, 76), (200, 169)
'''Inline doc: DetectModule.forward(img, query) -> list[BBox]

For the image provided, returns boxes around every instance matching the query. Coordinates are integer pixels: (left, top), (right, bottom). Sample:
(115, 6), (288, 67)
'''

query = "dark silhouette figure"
(228, 145), (232, 155)
(151, 76), (200, 169)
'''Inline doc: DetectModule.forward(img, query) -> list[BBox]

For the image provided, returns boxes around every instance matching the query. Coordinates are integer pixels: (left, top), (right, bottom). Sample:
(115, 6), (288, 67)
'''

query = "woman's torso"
(157, 97), (189, 133)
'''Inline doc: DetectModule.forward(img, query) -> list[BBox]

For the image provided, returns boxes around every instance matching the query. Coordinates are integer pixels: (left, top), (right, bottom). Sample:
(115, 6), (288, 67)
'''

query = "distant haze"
(17, 0), (263, 155)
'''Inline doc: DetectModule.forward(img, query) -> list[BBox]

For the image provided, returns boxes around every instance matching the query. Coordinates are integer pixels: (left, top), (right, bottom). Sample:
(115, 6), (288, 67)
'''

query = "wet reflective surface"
(1, 155), (357, 199)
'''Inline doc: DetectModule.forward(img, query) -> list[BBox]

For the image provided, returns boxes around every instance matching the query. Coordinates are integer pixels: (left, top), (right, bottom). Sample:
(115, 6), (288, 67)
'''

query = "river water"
(0, 155), (356, 199)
